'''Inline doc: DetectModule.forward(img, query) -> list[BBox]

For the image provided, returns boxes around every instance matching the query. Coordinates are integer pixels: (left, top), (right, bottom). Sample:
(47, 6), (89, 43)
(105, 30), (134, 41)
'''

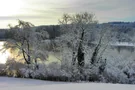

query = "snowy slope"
(0, 77), (135, 90)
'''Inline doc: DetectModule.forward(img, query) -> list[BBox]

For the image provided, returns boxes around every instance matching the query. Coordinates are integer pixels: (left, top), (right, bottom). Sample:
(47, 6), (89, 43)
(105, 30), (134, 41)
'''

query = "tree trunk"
(22, 49), (30, 64)
(27, 40), (31, 64)
(77, 46), (84, 67)
(35, 58), (39, 69)
(91, 35), (102, 64)
(72, 51), (76, 65)
(77, 28), (85, 67)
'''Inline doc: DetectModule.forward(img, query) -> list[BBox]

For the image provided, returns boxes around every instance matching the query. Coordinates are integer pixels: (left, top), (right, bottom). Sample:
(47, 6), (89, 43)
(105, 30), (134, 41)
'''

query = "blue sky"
(0, 0), (134, 28)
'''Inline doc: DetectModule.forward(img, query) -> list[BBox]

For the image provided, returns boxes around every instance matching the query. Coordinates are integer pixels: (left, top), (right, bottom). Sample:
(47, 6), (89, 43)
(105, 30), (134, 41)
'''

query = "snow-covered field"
(0, 77), (135, 90)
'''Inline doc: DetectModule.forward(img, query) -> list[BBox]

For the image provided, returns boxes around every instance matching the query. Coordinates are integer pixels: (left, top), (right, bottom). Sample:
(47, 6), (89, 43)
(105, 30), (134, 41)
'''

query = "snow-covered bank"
(0, 77), (66, 88)
(0, 77), (135, 90)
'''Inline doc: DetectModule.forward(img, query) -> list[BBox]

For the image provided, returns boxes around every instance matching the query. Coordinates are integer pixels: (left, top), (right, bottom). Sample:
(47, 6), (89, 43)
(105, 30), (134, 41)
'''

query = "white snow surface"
(0, 77), (135, 90)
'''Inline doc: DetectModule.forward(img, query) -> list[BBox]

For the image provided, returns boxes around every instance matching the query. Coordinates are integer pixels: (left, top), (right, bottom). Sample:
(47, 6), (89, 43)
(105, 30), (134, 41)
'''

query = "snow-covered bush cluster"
(5, 58), (25, 77)
(19, 62), (71, 81)
(0, 64), (6, 76)
(3, 47), (135, 84)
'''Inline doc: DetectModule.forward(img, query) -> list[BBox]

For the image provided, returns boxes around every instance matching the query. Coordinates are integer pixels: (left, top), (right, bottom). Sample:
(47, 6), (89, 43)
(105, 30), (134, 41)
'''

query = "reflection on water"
(0, 41), (134, 64)
(0, 42), (10, 64)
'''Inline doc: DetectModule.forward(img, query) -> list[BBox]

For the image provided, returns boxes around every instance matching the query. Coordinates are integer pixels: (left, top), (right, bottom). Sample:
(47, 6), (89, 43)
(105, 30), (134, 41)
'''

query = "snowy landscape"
(0, 0), (135, 90)
(0, 77), (135, 90)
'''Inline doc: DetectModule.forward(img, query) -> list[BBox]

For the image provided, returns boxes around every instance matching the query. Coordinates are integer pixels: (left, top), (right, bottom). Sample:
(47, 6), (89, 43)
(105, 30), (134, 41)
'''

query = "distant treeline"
(0, 29), (7, 40)
(35, 25), (61, 39)
(1, 22), (135, 42)
(2, 25), (61, 40)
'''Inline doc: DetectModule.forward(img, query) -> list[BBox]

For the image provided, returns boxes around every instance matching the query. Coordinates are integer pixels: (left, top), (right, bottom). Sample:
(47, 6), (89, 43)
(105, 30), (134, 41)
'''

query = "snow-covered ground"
(0, 77), (135, 90)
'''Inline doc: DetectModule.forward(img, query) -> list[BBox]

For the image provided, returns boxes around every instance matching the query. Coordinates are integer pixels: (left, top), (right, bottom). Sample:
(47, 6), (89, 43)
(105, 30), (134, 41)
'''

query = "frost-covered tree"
(90, 25), (111, 65)
(4, 20), (49, 69)
(59, 12), (98, 68)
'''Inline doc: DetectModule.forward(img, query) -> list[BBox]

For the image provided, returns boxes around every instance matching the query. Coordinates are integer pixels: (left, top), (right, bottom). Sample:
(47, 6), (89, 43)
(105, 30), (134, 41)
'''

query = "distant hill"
(105, 22), (135, 28)
(0, 22), (135, 42)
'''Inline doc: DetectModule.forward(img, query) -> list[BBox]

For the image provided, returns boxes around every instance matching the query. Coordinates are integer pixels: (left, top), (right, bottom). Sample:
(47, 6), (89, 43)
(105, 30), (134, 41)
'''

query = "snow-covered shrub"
(19, 62), (71, 81)
(84, 65), (100, 81)
(0, 64), (6, 76)
(45, 62), (71, 81)
(102, 66), (128, 84)
(0, 69), (6, 76)
(0, 66), (6, 76)
(122, 62), (135, 84)
(5, 58), (25, 77)
(0, 64), (6, 70)
(19, 68), (34, 78)
(95, 47), (135, 84)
